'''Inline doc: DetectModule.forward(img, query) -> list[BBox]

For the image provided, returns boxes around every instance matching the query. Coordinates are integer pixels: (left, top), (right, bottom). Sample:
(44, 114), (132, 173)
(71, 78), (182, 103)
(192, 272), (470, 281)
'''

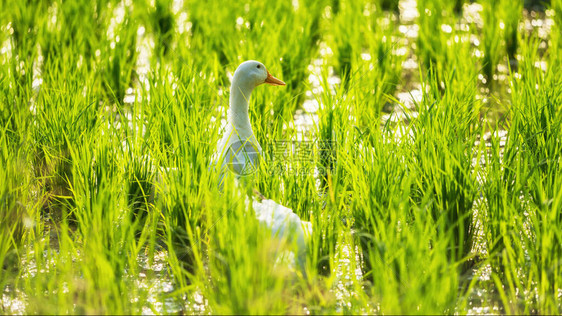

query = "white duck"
(213, 60), (311, 276)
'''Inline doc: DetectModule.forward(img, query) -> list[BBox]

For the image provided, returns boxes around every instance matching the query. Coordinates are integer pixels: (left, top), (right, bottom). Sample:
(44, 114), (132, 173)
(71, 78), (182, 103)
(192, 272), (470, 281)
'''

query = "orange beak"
(264, 70), (286, 86)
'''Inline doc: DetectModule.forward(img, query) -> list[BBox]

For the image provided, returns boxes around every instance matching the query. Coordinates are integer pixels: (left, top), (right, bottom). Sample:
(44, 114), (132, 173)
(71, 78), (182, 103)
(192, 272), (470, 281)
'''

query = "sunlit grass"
(1, 0), (561, 314)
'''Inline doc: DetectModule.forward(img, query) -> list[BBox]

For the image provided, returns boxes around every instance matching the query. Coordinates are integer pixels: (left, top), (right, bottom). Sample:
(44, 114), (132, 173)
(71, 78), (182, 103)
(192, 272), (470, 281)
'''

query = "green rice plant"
(454, 0), (466, 15)
(512, 37), (560, 182)
(239, 0), (326, 129)
(312, 142), (346, 279)
(18, 121), (153, 314)
(521, 175), (562, 314)
(70, 0), (118, 62)
(38, 0), (99, 68)
(31, 63), (99, 219)
(551, 0), (562, 70)
(345, 51), (482, 309)
(347, 122), (465, 313)
(28, 0), (118, 99)
(481, 0), (503, 82)
(306, 197), (338, 277)
(201, 186), (303, 314)
(144, 60), (222, 289)
(125, 144), (156, 232)
(242, 0), (324, 111)
(41, 0), (138, 105)
(365, 205), (462, 313)
(416, 0), (455, 83)
(104, 8), (139, 105)
(4, 0), (48, 129)
(409, 64), (482, 272)
(252, 70), (346, 278)
(149, 0), (175, 57)
(328, 0), (401, 91)
(80, 0), (123, 94)
(329, 0), (362, 88)
(185, 0), (324, 137)
(159, 165), (209, 282)
(499, 0), (523, 61)
(259, 133), (319, 221)
(161, 131), (314, 312)
(313, 77), (356, 277)
(480, 126), (524, 275)
(0, 58), (31, 146)
(315, 70), (346, 184)
(351, 26), (404, 129)
(185, 0), (245, 81)
(380, 0), (400, 12)
(0, 131), (30, 291)
(152, 95), (217, 295)
(157, 157), (213, 283)
(324, 0), (405, 132)
(7, 0), (48, 87)
(510, 37), (561, 313)
(348, 124), (411, 283)
(0, 2), (7, 45)
(478, 34), (562, 314)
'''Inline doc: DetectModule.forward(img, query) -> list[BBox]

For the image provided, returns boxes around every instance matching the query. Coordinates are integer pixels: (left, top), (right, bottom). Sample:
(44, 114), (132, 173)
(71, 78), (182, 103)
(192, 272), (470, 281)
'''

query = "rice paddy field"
(1, 0), (562, 314)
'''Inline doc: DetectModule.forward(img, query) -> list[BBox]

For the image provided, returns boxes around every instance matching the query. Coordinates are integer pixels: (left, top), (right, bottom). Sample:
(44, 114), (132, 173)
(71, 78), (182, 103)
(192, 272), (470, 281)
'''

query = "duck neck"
(228, 80), (255, 136)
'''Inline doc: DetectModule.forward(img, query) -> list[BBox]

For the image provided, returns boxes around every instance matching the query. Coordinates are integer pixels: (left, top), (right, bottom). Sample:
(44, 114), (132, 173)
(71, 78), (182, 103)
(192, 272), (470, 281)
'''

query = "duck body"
(214, 60), (311, 275)
(252, 198), (311, 273)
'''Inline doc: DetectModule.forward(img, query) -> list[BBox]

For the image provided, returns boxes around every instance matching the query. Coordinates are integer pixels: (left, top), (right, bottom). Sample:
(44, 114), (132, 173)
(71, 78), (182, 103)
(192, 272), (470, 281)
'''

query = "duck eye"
(257, 65), (261, 69)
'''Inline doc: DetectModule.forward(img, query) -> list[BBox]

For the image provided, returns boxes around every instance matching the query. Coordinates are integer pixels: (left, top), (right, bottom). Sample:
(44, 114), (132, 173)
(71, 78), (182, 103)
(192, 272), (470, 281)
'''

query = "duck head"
(232, 60), (286, 90)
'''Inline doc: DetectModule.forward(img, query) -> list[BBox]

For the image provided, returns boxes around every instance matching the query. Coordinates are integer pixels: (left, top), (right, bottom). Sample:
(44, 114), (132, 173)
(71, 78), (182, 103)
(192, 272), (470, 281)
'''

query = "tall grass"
(1, 0), (561, 314)
(481, 0), (503, 82)
(491, 35), (562, 313)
